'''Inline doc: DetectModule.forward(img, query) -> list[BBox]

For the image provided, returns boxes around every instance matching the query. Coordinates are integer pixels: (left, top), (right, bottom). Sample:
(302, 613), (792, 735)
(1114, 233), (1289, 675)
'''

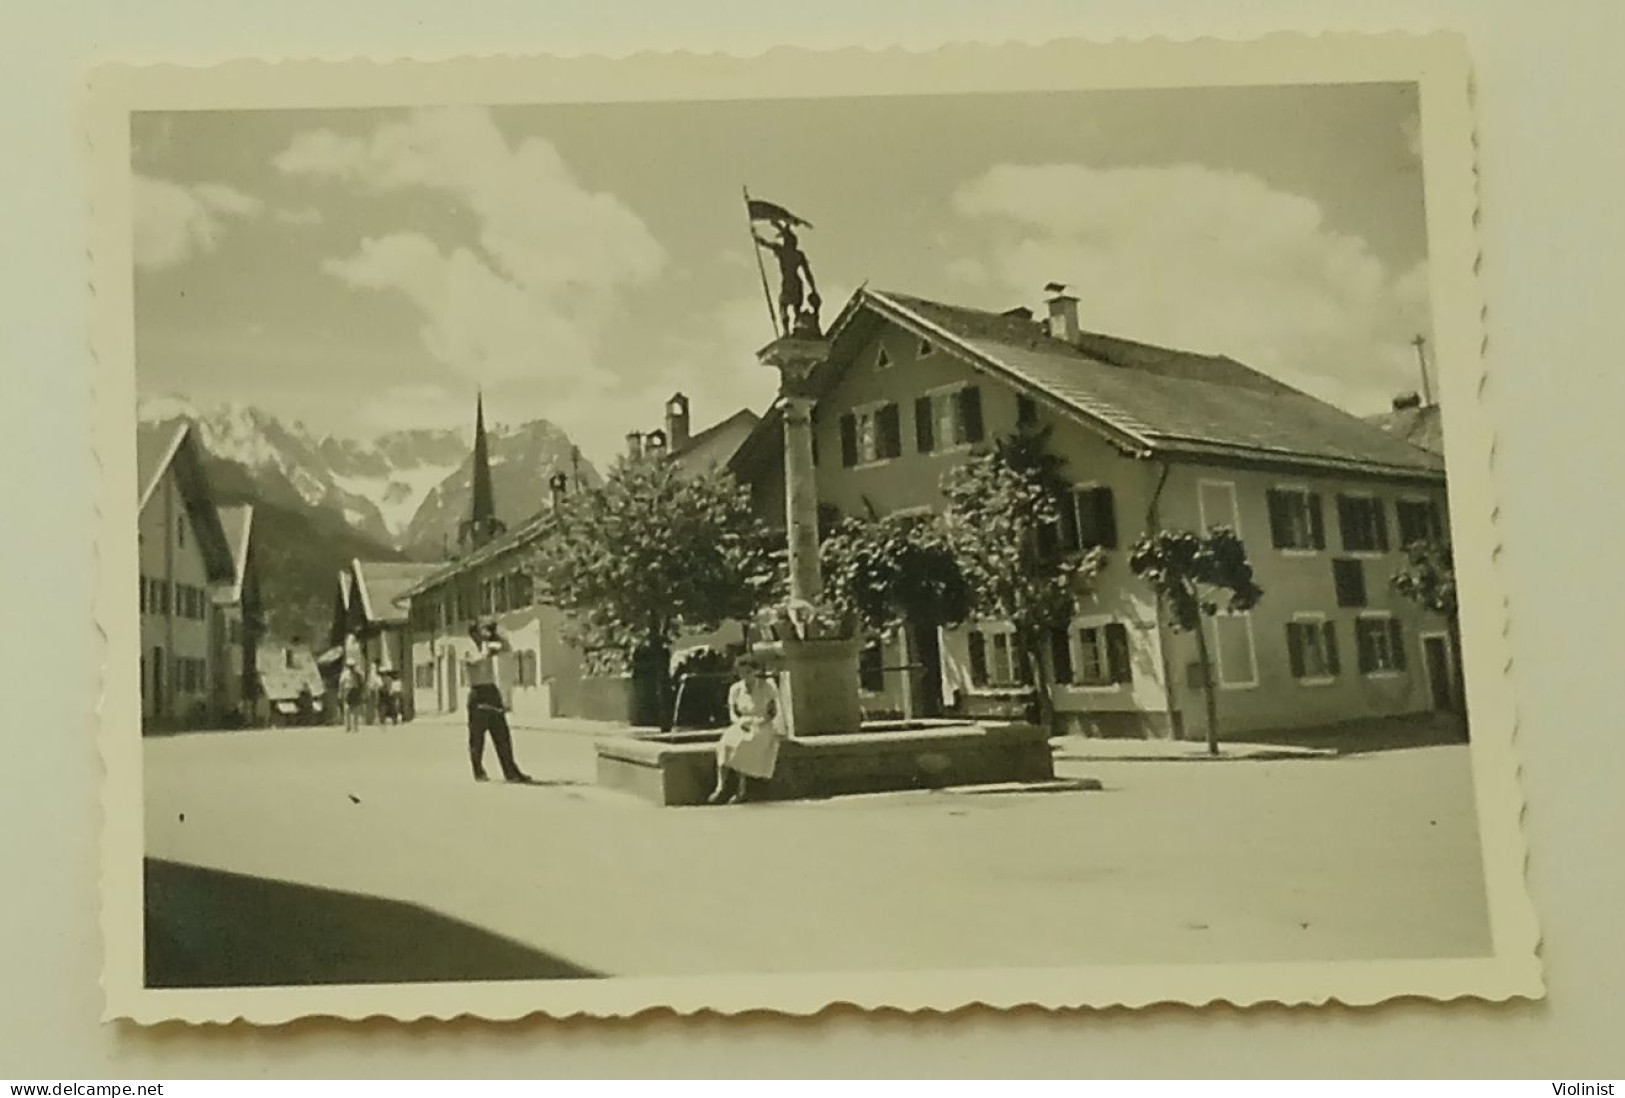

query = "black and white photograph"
(91, 37), (1538, 1022)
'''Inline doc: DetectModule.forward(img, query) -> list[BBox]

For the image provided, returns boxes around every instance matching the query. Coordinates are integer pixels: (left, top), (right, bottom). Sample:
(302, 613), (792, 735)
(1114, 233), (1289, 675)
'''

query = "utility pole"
(1411, 334), (1434, 407)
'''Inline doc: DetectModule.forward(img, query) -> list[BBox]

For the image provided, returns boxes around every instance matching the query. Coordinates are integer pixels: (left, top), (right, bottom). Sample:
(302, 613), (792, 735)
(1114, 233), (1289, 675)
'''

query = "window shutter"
(1309, 494), (1326, 549)
(1106, 623), (1134, 684)
(959, 385), (985, 444)
(1049, 627), (1074, 685)
(1356, 620), (1375, 674)
(1058, 492), (1080, 552)
(1286, 623), (1306, 678)
(1013, 641), (1032, 685)
(1323, 621), (1341, 675)
(1037, 518), (1059, 558)
(1267, 490), (1288, 548)
(840, 413), (858, 468)
(914, 395), (935, 453)
(1333, 559), (1367, 608)
(1093, 487), (1119, 549)
(1336, 494), (1356, 551)
(967, 632), (988, 687)
(1016, 394), (1038, 427)
(1429, 501), (1444, 542)
(1375, 501), (1391, 552)
(877, 403), (902, 459)
(1389, 618), (1407, 670)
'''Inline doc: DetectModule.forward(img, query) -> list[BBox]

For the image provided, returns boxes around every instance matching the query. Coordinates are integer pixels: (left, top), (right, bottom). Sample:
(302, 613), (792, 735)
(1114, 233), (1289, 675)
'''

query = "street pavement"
(142, 718), (1494, 983)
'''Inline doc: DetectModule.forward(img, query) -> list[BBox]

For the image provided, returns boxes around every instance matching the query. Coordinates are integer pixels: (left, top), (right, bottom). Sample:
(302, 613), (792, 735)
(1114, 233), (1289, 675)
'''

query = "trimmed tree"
(819, 511), (974, 716)
(1128, 527), (1263, 756)
(1391, 537), (1465, 714)
(528, 458), (781, 728)
(940, 427), (1107, 734)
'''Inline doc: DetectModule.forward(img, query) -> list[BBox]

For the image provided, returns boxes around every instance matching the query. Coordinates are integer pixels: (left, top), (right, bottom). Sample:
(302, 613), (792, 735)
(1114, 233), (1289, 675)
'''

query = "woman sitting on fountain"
(710, 652), (785, 805)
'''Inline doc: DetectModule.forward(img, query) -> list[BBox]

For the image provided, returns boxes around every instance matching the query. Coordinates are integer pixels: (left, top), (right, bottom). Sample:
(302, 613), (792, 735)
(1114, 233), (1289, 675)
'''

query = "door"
(1423, 635), (1453, 711)
(910, 623), (945, 718)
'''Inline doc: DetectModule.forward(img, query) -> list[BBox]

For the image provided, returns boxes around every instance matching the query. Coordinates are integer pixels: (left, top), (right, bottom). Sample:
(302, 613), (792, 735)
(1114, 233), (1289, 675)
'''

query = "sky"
(131, 83), (1432, 467)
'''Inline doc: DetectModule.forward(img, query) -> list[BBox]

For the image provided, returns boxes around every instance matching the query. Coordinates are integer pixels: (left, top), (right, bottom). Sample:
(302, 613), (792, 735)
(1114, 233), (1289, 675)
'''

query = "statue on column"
(754, 220), (823, 337)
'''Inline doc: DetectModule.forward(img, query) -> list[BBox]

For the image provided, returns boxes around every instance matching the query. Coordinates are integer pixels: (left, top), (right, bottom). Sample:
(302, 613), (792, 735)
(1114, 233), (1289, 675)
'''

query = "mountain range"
(136, 397), (599, 641)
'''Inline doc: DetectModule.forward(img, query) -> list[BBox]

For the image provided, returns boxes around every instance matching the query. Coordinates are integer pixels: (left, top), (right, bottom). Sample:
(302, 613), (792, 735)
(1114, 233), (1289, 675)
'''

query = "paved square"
(143, 720), (1493, 982)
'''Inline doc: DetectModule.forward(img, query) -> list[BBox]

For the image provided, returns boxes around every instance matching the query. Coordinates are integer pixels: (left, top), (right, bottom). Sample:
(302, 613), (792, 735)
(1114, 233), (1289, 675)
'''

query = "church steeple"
(457, 391), (505, 555)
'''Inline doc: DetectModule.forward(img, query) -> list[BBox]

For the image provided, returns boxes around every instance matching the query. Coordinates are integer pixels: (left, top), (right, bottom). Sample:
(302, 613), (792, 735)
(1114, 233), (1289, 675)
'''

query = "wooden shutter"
(1375, 501), (1391, 552)
(914, 395), (935, 453)
(1267, 490), (1289, 548)
(1058, 491), (1080, 552)
(1333, 559), (1367, 608)
(1323, 621), (1341, 675)
(1388, 618), (1407, 670)
(1091, 487), (1118, 548)
(1356, 620), (1375, 674)
(876, 403), (902, 459)
(1106, 623), (1133, 683)
(1286, 623), (1306, 678)
(1309, 494), (1326, 550)
(1048, 627), (1074, 685)
(958, 385), (985, 444)
(967, 631), (988, 687)
(1336, 494), (1356, 551)
(1013, 641), (1032, 685)
(839, 413), (858, 467)
(1017, 394), (1038, 427)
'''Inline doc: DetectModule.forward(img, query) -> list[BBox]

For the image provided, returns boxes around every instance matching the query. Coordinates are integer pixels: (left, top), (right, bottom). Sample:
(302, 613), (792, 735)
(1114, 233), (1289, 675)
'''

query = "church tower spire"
(457, 390), (505, 555)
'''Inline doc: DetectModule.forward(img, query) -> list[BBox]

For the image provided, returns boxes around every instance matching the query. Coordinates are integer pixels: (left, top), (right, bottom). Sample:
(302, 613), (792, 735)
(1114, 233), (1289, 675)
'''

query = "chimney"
(644, 429), (668, 458)
(548, 471), (568, 509)
(1045, 286), (1080, 344)
(625, 431), (644, 461)
(665, 392), (691, 449)
(1392, 391), (1423, 412)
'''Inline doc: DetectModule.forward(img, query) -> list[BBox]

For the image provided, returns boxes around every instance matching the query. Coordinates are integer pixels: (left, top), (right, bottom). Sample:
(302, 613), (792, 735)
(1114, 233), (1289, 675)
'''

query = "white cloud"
(133, 176), (264, 270)
(953, 164), (1431, 414)
(356, 383), (469, 434)
(274, 205), (324, 226)
(276, 107), (665, 436)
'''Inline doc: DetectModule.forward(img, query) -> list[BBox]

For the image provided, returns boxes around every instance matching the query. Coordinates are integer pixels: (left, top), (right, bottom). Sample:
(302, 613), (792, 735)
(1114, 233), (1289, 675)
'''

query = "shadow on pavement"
(144, 858), (602, 988)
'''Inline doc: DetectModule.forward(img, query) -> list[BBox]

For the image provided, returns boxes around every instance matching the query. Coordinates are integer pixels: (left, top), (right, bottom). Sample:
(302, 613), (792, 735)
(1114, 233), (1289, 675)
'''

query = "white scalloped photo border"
(85, 32), (1540, 1026)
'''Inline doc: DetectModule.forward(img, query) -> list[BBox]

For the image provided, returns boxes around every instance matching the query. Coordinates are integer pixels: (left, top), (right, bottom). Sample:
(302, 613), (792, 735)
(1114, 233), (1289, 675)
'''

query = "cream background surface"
(1, 0), (1620, 1078)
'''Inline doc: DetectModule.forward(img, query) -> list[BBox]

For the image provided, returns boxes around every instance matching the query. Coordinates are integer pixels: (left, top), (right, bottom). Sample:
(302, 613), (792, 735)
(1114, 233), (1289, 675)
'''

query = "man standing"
(463, 620), (531, 783)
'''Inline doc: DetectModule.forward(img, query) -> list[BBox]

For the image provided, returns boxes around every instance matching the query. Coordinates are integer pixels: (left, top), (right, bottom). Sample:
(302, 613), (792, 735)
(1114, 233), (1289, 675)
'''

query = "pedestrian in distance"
(463, 620), (531, 784)
(709, 652), (785, 805)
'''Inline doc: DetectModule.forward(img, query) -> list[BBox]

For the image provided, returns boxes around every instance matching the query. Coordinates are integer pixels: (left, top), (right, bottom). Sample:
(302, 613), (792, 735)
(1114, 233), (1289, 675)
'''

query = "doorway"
(907, 623), (945, 718)
(1421, 633), (1454, 711)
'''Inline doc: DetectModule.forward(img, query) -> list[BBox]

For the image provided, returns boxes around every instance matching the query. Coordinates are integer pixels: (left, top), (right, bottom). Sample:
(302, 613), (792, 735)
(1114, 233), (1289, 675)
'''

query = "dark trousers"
(467, 684), (523, 779)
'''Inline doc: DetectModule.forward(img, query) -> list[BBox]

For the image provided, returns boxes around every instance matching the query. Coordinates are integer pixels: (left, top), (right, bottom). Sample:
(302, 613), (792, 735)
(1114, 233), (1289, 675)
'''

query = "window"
(138, 575), (148, 615)
(876, 348), (892, 370)
(1338, 494), (1390, 553)
(1016, 394), (1039, 428)
(1356, 614), (1408, 675)
(918, 338), (934, 358)
(912, 385), (985, 454)
(516, 650), (539, 687)
(839, 402), (902, 466)
(1266, 488), (1325, 551)
(1058, 622), (1133, 687)
(858, 639), (885, 693)
(176, 514), (186, 549)
(1210, 612), (1258, 688)
(1397, 498), (1445, 546)
(967, 626), (1028, 687)
(416, 662), (435, 690)
(1198, 480), (1241, 535)
(1287, 617), (1341, 682)
(1057, 486), (1119, 551)
(1332, 559), (1367, 607)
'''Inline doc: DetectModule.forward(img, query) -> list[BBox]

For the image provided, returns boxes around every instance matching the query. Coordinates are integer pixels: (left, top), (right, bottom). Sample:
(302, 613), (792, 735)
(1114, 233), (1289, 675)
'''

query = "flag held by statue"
(746, 197), (813, 228)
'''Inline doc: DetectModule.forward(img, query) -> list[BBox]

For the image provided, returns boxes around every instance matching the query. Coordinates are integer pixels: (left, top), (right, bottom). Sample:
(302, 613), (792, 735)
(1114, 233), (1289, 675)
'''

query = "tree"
(820, 511), (974, 717)
(1391, 537), (1465, 714)
(528, 458), (781, 727)
(1128, 527), (1263, 756)
(940, 426), (1107, 734)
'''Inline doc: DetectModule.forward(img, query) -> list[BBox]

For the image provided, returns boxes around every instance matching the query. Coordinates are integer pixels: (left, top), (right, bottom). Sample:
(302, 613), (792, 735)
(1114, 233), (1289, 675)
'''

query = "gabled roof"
(211, 504), (255, 606)
(732, 288), (1446, 484)
(349, 559), (444, 625)
(1365, 404), (1444, 456)
(395, 508), (556, 604)
(671, 408), (760, 477)
(136, 421), (238, 583)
